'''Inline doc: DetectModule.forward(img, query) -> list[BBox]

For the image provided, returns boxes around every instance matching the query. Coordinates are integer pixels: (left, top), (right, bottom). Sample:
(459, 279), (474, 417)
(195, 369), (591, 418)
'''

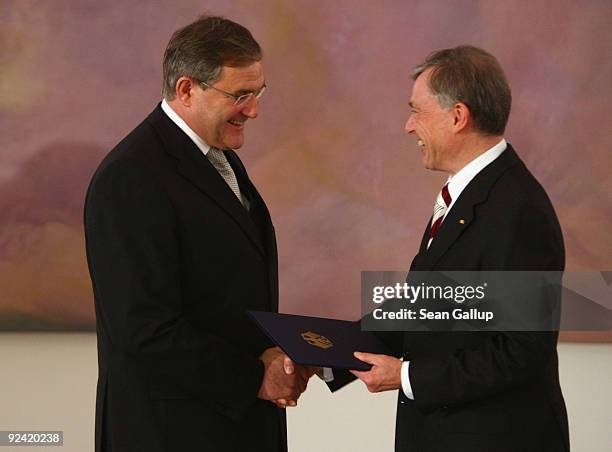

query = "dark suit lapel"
(409, 216), (433, 271)
(226, 150), (279, 311)
(225, 150), (274, 240)
(422, 145), (521, 269)
(146, 104), (266, 258)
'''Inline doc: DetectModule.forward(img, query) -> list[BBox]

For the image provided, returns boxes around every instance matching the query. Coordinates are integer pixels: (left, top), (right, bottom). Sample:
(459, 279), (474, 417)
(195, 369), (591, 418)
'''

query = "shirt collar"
(161, 99), (211, 156)
(445, 138), (507, 212)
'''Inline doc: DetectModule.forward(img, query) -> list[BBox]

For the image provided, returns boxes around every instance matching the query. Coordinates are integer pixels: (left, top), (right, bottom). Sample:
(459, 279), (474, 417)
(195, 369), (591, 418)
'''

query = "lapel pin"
(459, 219), (465, 224)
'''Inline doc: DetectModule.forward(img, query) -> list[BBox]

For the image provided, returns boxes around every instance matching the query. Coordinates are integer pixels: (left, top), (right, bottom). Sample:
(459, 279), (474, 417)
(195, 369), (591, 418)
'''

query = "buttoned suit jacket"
(84, 104), (285, 452)
(331, 145), (570, 452)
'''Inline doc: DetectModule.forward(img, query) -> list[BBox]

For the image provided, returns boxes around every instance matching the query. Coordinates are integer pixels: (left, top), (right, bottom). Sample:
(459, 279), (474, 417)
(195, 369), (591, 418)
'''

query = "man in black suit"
(85, 15), (311, 452)
(343, 46), (570, 451)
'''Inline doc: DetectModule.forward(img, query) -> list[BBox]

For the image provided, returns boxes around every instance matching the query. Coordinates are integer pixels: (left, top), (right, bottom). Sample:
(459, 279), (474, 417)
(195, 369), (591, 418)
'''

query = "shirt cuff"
(316, 367), (335, 382)
(401, 360), (414, 400)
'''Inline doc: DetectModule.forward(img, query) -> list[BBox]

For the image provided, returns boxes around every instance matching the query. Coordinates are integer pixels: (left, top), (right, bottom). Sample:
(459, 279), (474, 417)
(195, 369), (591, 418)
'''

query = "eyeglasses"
(199, 80), (267, 106)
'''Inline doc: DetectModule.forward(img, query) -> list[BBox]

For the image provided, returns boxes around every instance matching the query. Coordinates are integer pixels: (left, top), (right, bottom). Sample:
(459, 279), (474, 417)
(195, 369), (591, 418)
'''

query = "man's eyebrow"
(235, 83), (265, 96)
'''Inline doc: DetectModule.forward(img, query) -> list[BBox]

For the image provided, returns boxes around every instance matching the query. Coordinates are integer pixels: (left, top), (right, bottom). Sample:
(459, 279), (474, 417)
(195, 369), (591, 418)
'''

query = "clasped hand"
(257, 346), (316, 408)
(350, 351), (402, 393)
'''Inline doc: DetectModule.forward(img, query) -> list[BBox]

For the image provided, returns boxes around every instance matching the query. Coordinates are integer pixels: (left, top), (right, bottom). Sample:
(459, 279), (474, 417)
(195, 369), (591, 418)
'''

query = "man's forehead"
(413, 71), (430, 93)
(410, 71), (435, 103)
(217, 62), (264, 86)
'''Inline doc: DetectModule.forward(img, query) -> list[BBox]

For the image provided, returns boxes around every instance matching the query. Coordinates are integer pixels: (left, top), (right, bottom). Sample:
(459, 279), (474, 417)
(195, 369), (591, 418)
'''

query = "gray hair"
(162, 15), (262, 100)
(413, 45), (511, 136)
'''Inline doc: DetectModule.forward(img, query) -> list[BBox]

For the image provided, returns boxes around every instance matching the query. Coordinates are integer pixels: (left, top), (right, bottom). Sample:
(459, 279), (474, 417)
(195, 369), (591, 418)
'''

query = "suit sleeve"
(408, 201), (564, 413)
(85, 159), (264, 421)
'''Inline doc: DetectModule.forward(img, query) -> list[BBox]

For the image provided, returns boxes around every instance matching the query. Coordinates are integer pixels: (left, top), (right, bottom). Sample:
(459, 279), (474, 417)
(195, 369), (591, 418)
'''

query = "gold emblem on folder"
(301, 331), (334, 349)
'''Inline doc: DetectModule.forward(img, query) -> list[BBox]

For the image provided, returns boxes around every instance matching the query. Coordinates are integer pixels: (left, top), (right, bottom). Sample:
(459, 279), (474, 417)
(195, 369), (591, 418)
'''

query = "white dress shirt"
(324, 140), (508, 399)
(161, 99), (211, 156)
(400, 138), (507, 399)
(161, 99), (250, 209)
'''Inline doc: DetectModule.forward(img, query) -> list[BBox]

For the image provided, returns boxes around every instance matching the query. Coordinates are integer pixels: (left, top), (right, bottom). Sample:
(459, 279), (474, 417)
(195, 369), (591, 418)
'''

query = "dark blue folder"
(248, 311), (391, 371)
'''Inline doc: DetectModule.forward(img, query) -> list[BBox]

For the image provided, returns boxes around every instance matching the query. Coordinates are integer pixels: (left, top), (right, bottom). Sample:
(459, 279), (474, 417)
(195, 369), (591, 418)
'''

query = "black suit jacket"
(332, 145), (569, 451)
(84, 104), (285, 452)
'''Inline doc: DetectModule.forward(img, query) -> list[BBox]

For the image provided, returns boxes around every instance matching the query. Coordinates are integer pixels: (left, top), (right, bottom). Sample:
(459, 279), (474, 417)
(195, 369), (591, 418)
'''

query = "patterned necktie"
(427, 183), (452, 249)
(206, 147), (244, 206)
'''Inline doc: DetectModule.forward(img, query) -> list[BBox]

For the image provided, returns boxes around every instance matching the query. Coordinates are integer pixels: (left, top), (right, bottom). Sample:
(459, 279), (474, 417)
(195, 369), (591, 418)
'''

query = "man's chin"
(224, 142), (244, 150)
(422, 160), (442, 172)
(421, 156), (431, 169)
(221, 136), (245, 151)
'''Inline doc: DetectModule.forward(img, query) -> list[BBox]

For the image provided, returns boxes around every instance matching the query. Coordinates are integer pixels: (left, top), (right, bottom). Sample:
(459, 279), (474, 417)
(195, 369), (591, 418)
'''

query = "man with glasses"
(85, 15), (311, 452)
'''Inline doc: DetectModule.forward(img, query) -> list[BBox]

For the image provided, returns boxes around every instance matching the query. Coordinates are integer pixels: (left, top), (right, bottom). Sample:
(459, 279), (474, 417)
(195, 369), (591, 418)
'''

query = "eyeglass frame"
(198, 80), (267, 106)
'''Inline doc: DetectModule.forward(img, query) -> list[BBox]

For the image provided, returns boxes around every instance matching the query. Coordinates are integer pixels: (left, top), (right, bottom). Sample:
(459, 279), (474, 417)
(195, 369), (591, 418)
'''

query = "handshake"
(257, 346), (318, 408)
(257, 346), (403, 408)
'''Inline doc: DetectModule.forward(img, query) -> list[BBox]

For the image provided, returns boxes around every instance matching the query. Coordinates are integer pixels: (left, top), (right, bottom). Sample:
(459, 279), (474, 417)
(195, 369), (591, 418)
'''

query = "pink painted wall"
(1, 0), (610, 329)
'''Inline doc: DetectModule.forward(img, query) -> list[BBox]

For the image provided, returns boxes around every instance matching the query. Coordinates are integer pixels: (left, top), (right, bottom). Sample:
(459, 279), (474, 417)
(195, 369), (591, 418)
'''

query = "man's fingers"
(283, 355), (295, 374)
(354, 351), (378, 365)
(275, 398), (287, 408)
(350, 369), (368, 380)
(274, 398), (298, 408)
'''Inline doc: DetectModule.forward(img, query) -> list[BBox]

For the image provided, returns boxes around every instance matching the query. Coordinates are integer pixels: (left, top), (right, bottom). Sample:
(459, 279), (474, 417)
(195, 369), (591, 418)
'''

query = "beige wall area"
(0, 333), (610, 452)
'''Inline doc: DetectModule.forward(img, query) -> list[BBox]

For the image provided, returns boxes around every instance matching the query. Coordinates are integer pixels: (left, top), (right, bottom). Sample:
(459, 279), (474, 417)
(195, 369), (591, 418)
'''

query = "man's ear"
(452, 102), (471, 133)
(175, 77), (196, 107)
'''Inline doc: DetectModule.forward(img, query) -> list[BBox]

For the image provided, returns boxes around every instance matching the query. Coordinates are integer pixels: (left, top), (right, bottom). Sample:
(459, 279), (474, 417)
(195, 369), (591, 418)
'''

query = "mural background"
(1, 0), (610, 335)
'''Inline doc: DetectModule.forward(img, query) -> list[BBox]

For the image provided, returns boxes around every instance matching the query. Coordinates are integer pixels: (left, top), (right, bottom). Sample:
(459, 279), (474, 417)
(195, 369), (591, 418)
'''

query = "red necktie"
(427, 184), (451, 248)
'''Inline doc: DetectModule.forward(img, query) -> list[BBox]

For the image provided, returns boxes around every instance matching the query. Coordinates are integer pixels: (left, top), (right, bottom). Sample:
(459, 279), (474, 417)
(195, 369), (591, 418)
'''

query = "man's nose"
(241, 97), (259, 119)
(404, 115), (415, 134)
